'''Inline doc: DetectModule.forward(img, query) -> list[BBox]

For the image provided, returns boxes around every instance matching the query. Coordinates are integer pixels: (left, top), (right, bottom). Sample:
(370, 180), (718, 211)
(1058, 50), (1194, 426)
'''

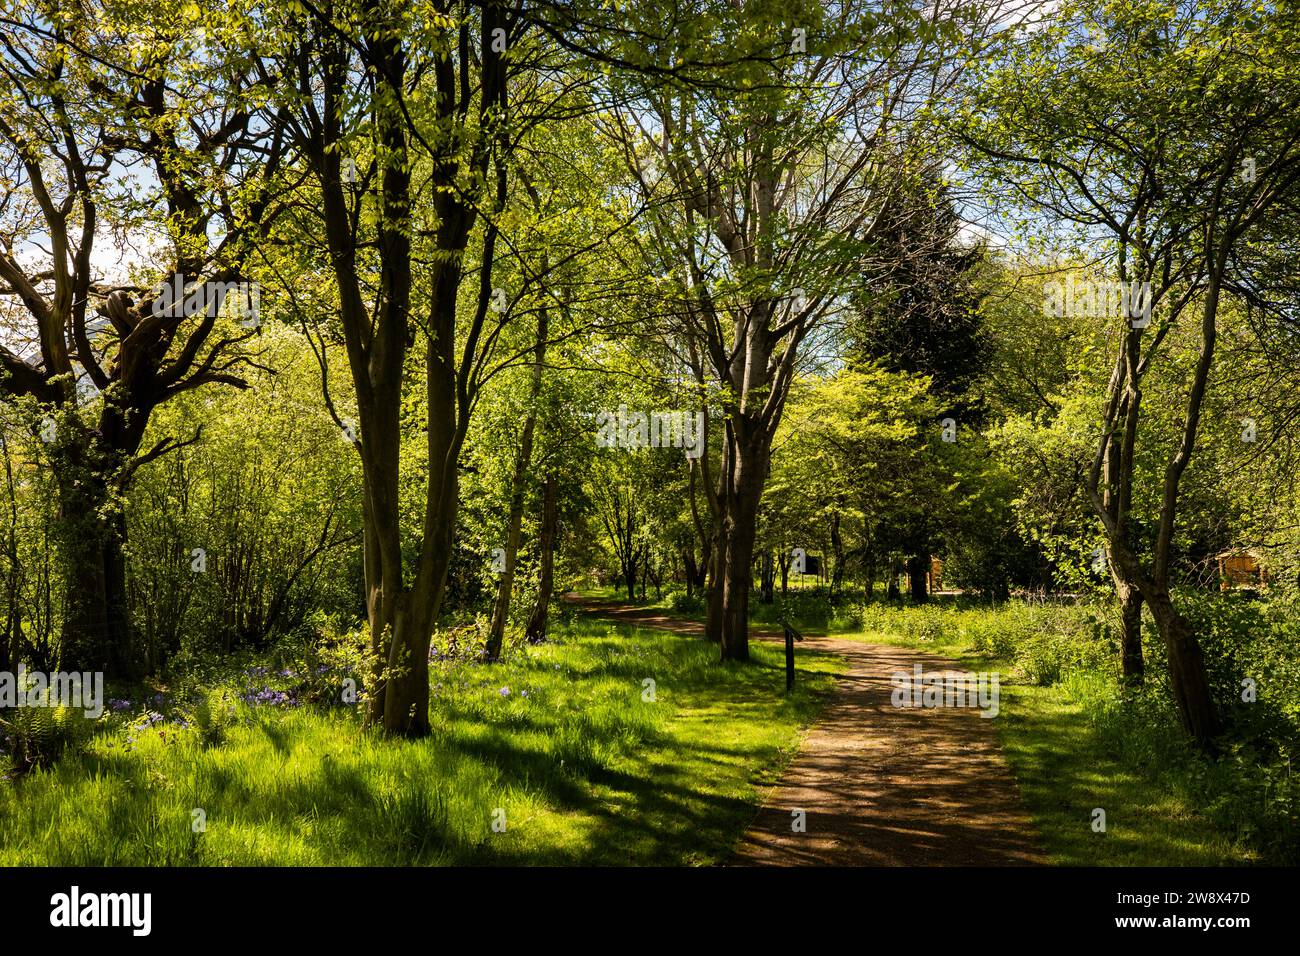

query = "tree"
(599, 0), (957, 659)
(768, 365), (935, 597)
(954, 0), (1300, 746)
(266, 0), (502, 734)
(266, 0), (623, 733)
(849, 170), (989, 600)
(0, 1), (287, 674)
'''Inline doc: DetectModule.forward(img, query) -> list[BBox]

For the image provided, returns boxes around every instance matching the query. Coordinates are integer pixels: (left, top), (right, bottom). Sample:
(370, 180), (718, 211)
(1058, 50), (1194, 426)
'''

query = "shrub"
(273, 614), (374, 708)
(0, 705), (99, 774)
(183, 688), (240, 748)
(669, 590), (705, 615)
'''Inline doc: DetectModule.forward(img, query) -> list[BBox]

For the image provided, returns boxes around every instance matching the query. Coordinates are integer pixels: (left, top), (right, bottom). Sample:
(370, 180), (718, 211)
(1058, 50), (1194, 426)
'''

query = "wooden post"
(782, 620), (803, 693)
(785, 627), (795, 692)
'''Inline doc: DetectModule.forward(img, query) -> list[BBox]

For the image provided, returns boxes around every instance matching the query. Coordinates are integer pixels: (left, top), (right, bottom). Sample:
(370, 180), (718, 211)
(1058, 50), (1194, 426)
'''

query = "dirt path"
(569, 595), (1047, 866)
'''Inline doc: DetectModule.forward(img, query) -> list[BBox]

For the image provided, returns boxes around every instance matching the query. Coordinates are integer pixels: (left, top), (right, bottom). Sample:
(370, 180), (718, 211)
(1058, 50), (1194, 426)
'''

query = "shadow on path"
(566, 593), (1048, 867)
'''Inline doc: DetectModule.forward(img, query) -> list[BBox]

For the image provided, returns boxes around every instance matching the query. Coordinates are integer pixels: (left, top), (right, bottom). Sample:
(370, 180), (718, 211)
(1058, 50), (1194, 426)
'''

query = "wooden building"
(1215, 549), (1269, 590)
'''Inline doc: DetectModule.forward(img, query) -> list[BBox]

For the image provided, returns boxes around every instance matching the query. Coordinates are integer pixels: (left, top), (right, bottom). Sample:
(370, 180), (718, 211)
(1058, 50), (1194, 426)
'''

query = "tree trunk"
(381, 600), (431, 737)
(1107, 540), (1219, 747)
(314, 1), (508, 738)
(706, 450), (765, 662)
(1115, 576), (1144, 685)
(705, 529), (724, 642)
(1146, 593), (1219, 744)
(829, 512), (844, 598)
(1084, 269), (1224, 750)
(907, 553), (929, 603)
(863, 536), (876, 599)
(524, 473), (557, 643)
(57, 469), (134, 676)
(1, 437), (19, 675)
(485, 298), (548, 662)
(484, 431), (533, 661)
(717, 512), (758, 660)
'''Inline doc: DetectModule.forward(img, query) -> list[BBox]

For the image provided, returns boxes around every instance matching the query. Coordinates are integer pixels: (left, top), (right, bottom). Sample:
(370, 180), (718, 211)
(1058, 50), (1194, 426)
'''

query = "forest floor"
(0, 610), (843, 865)
(570, 594), (1047, 866)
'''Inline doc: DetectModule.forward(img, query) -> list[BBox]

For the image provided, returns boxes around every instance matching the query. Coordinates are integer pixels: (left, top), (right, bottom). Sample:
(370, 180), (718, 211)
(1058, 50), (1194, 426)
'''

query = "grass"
(6, 587), (1271, 866)
(526, 589), (1281, 865)
(842, 604), (1262, 866)
(0, 616), (839, 865)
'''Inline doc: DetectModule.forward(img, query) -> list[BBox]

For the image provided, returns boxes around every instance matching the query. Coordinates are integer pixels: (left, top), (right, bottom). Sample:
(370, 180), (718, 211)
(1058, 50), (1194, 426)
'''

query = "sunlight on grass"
(839, 610), (1260, 866)
(0, 618), (839, 865)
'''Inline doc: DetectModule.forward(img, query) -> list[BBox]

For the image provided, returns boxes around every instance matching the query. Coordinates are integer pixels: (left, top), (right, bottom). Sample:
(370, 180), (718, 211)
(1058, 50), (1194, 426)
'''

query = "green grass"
(0, 617), (840, 865)
(843, 606), (1261, 866)
(9, 590), (1267, 866)
(995, 673), (1256, 866)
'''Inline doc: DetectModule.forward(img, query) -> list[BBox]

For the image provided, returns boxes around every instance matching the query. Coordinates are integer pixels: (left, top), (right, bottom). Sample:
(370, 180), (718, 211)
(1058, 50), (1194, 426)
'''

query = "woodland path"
(568, 594), (1048, 866)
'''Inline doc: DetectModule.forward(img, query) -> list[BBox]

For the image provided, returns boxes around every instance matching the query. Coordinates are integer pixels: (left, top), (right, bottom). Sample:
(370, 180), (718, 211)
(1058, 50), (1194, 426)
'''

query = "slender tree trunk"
(485, 299), (548, 662)
(759, 549), (774, 603)
(830, 512), (844, 598)
(863, 539), (876, 599)
(1145, 275), (1223, 746)
(525, 473), (557, 643)
(1, 437), (19, 675)
(687, 451), (714, 601)
(1085, 272), (1225, 749)
(705, 506), (726, 642)
(484, 431), (532, 660)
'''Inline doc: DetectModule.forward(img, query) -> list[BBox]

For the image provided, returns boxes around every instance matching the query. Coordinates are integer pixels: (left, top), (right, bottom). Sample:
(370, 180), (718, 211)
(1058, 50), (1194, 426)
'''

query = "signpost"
(781, 617), (804, 693)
